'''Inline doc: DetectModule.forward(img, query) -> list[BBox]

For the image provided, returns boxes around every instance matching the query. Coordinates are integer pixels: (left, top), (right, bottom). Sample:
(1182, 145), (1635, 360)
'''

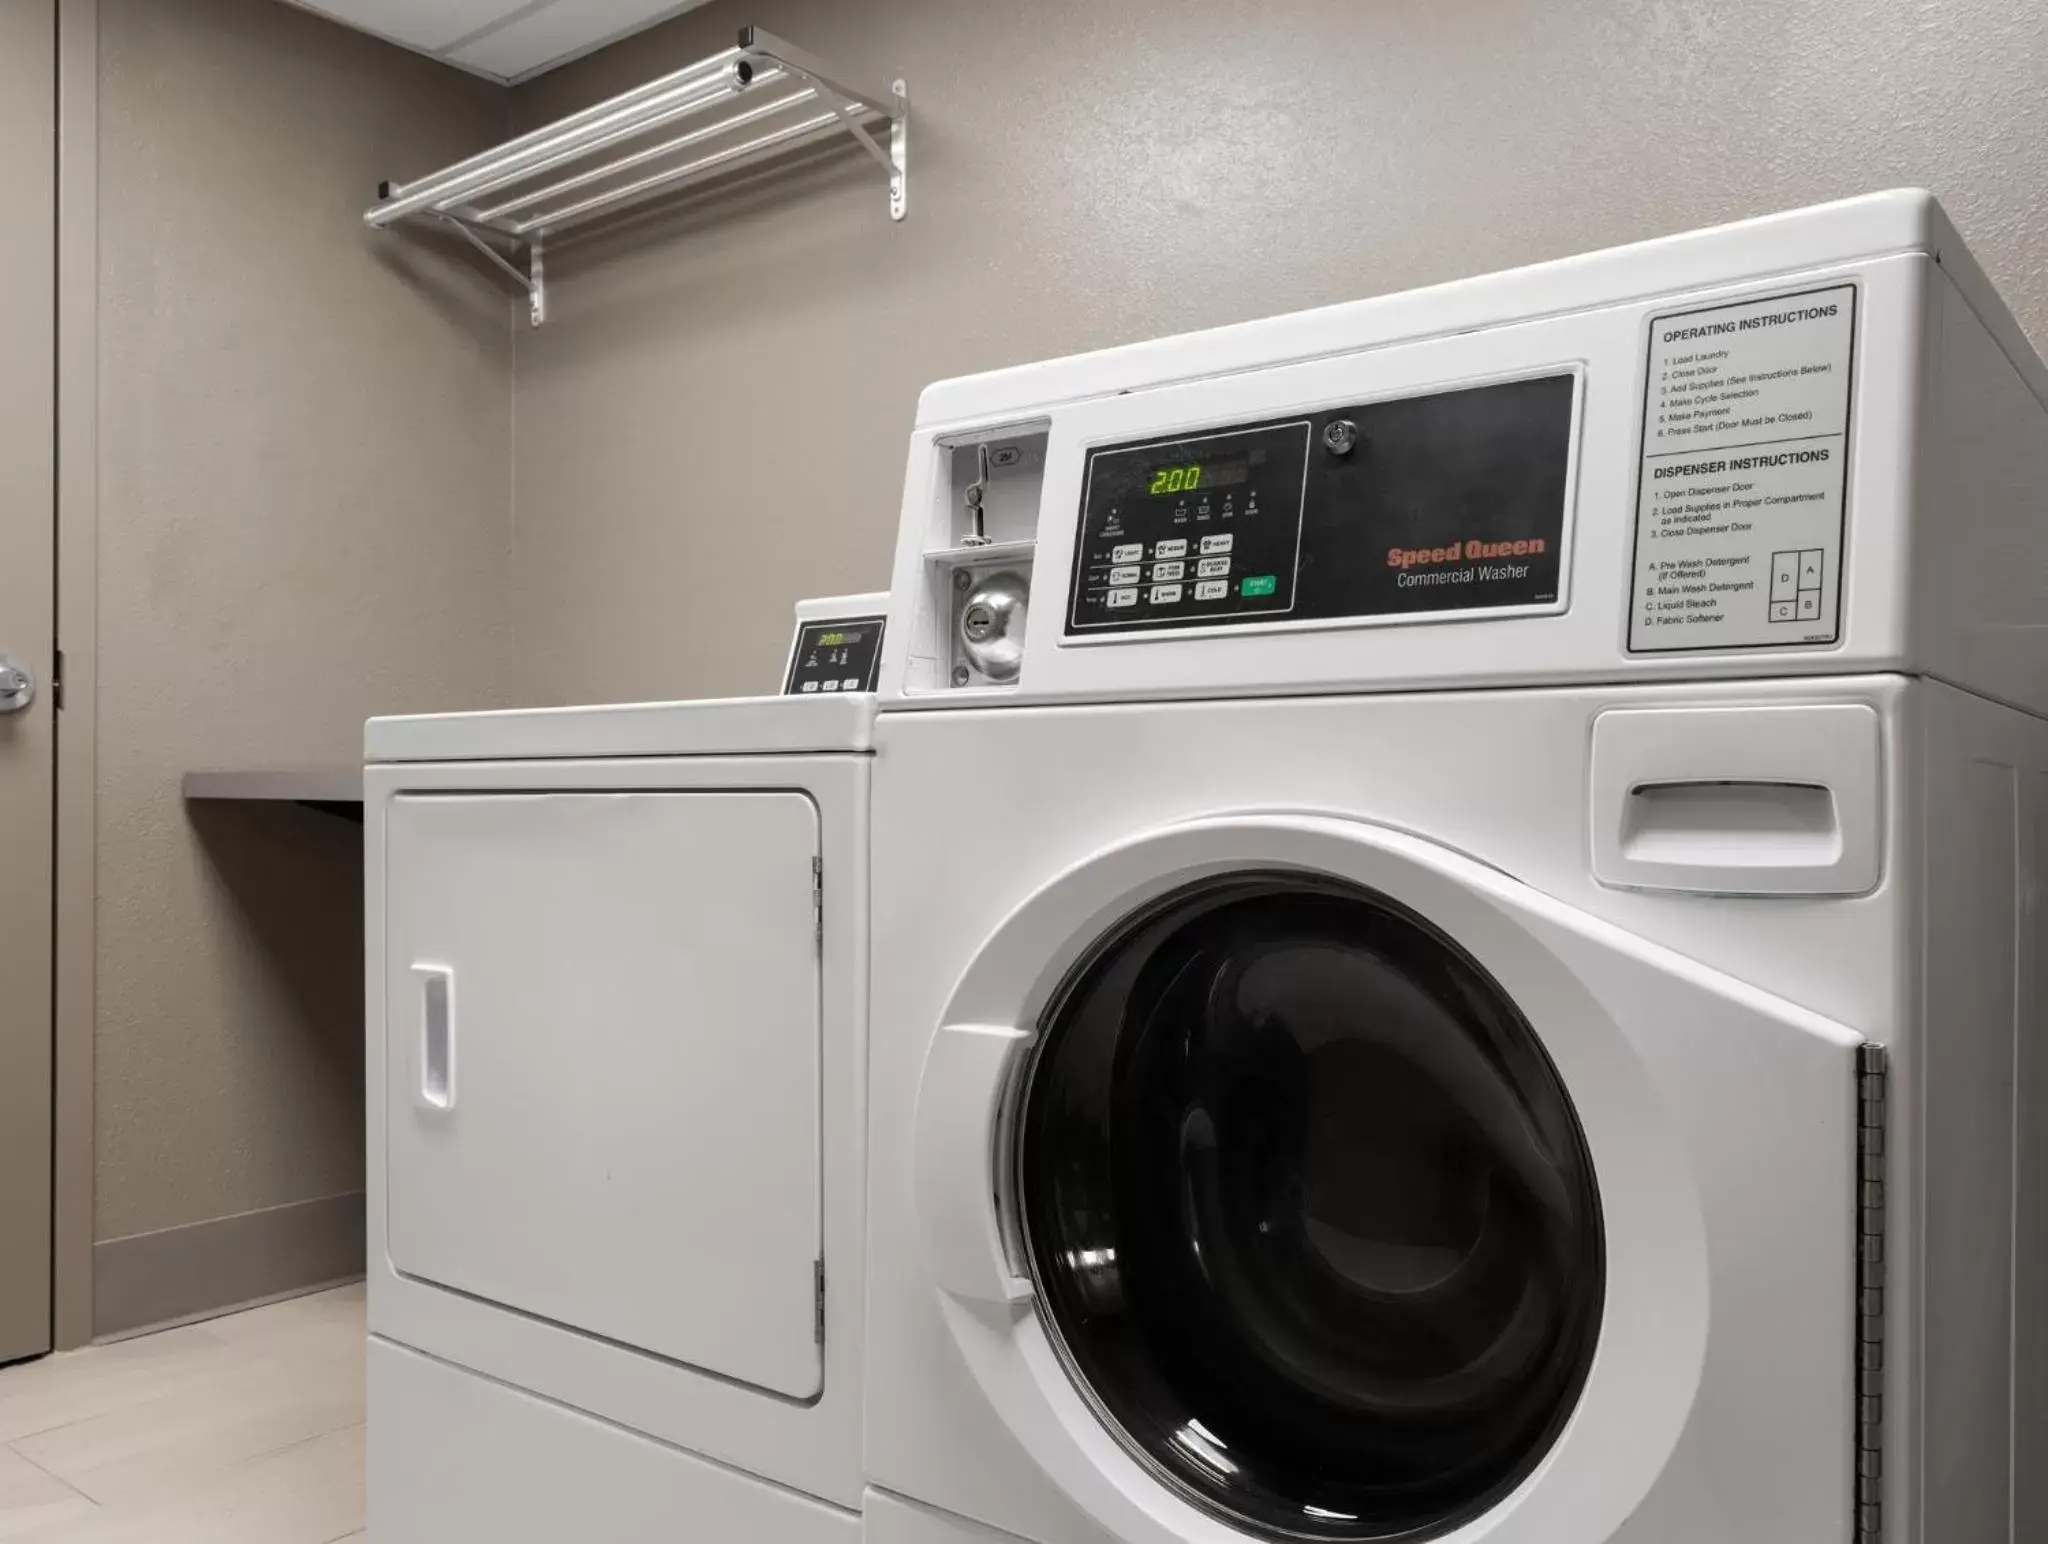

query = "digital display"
(784, 614), (886, 695)
(1146, 457), (1250, 495)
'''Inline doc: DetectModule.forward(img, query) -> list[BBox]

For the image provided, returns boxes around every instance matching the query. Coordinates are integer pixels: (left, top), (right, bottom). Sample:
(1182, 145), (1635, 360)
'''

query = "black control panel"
(784, 615), (886, 695)
(1065, 373), (1577, 636)
(1068, 422), (1310, 630)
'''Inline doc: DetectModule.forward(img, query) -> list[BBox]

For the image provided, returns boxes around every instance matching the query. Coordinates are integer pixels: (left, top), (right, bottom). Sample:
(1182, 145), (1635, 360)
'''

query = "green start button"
(1240, 574), (1278, 598)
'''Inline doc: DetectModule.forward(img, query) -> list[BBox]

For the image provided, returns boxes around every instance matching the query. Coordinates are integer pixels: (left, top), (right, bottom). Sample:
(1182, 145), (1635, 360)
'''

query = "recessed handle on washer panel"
(1589, 704), (1882, 895)
(414, 964), (455, 1112)
(1620, 780), (1842, 868)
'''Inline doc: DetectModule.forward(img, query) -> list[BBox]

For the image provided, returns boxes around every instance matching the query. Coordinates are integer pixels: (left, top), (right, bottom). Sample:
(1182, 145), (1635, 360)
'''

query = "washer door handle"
(914, 1022), (1033, 1304)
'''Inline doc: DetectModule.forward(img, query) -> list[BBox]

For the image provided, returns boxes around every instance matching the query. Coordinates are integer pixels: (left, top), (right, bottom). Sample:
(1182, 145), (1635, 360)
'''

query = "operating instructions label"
(1629, 283), (1855, 651)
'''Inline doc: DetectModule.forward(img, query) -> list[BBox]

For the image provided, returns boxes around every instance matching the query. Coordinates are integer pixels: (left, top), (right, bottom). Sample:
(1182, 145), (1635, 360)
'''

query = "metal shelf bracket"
(433, 214), (547, 326)
(891, 80), (908, 220)
(367, 26), (906, 325)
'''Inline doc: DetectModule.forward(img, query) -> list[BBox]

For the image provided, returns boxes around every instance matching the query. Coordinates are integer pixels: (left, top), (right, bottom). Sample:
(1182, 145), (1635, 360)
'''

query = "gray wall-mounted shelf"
(183, 768), (364, 823)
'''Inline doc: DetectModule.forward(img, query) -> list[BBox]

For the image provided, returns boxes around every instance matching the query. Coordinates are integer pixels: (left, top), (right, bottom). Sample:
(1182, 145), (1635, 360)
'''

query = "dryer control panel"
(1065, 373), (1578, 636)
(784, 591), (891, 695)
(784, 615), (886, 695)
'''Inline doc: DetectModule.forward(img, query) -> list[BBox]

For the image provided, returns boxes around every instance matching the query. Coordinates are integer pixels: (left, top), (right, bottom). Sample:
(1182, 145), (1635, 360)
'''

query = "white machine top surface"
(365, 692), (875, 762)
(912, 189), (2038, 426)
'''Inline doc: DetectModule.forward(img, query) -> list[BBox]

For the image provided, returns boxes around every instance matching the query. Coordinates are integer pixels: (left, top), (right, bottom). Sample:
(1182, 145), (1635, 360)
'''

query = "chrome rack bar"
(737, 28), (894, 116)
(448, 66), (767, 217)
(472, 82), (812, 227)
(517, 108), (849, 236)
(369, 52), (746, 225)
(740, 27), (907, 221)
(420, 45), (746, 189)
(365, 25), (906, 325)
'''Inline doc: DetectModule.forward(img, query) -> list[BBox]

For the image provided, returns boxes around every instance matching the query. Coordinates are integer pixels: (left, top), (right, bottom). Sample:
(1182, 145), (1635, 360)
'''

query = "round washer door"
(1015, 871), (1603, 1543)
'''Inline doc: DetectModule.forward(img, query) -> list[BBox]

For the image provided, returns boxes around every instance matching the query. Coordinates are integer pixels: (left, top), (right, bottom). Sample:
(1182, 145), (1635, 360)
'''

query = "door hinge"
(52, 649), (63, 712)
(812, 856), (823, 952)
(1856, 1043), (1888, 1544)
(814, 1258), (826, 1345)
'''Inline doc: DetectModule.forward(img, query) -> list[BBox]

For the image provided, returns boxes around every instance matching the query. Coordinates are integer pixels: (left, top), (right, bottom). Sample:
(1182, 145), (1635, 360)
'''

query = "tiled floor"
(0, 1283), (365, 1542)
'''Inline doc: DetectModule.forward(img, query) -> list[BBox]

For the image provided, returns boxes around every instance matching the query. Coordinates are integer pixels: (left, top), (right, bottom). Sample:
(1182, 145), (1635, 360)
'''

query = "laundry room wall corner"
(84, 0), (519, 1337)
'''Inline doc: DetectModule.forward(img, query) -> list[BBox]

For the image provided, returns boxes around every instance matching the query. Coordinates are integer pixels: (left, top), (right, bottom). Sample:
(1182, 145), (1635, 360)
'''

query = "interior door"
(0, 0), (57, 1366)
(383, 789), (827, 1400)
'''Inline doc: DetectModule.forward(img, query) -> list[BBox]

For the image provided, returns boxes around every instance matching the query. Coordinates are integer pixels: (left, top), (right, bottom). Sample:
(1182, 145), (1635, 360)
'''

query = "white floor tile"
(11, 1426), (364, 1544)
(0, 1449), (96, 1538)
(0, 1286), (365, 1544)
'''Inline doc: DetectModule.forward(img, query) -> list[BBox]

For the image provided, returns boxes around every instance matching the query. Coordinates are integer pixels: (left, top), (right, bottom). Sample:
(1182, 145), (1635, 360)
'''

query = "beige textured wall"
(80, 0), (2048, 1249)
(94, 0), (512, 1243)
(508, 0), (2048, 705)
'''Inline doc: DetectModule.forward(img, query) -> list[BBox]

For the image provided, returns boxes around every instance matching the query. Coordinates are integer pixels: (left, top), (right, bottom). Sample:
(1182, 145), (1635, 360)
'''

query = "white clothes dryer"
(861, 192), (2048, 1544)
(364, 596), (884, 1540)
(370, 1335), (860, 1543)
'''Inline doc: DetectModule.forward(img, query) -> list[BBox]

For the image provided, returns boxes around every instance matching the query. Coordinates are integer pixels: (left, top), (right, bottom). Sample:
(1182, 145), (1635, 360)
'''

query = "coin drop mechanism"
(957, 568), (1028, 683)
(928, 432), (1043, 690)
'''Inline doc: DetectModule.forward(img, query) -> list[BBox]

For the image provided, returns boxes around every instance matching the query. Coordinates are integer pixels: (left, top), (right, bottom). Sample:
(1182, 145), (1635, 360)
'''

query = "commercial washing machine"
(861, 192), (2048, 1544)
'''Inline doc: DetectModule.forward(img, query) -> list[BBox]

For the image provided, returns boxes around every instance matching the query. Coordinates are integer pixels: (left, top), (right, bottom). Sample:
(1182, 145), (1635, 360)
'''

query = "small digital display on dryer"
(784, 615), (886, 695)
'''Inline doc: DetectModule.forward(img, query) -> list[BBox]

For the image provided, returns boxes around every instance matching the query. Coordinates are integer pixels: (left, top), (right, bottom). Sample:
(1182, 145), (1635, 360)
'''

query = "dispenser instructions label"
(1629, 283), (1855, 651)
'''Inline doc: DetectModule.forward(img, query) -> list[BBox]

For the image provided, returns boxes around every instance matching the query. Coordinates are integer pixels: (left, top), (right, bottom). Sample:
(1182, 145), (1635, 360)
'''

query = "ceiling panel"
(284, 0), (712, 83)
(289, 0), (513, 53)
(447, 0), (708, 82)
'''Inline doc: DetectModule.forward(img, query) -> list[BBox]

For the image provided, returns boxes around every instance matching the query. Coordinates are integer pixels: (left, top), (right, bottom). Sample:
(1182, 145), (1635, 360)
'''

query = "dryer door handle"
(414, 963), (456, 1113)
(914, 1022), (1034, 1304)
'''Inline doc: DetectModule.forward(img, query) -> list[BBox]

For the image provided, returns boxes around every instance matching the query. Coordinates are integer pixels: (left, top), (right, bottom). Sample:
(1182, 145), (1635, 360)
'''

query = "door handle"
(414, 963), (456, 1112)
(914, 1022), (1034, 1304)
(0, 656), (32, 715)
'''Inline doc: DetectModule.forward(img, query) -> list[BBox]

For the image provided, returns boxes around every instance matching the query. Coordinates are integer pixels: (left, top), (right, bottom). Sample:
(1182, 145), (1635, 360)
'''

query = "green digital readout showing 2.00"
(815, 629), (865, 647)
(1145, 456), (1251, 496)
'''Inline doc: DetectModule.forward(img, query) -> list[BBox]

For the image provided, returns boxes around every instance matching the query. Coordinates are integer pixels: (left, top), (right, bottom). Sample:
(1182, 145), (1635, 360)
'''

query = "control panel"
(1068, 421), (1310, 630)
(784, 614), (886, 695)
(1065, 373), (1578, 636)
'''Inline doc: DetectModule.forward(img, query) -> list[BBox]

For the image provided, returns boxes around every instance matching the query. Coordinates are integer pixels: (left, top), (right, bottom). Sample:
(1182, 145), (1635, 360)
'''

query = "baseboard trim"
(93, 1191), (366, 1339)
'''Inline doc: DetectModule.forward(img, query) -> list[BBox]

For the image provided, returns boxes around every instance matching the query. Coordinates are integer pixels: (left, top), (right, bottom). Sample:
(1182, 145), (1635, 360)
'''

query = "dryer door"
(384, 789), (825, 1400)
(912, 814), (1864, 1544)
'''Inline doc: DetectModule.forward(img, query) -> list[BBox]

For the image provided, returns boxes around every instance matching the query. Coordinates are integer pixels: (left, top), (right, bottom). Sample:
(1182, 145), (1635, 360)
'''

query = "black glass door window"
(1017, 873), (1603, 1542)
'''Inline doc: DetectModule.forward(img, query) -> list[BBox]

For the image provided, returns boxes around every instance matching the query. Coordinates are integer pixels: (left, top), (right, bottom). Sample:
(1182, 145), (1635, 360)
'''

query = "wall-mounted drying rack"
(364, 26), (906, 326)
